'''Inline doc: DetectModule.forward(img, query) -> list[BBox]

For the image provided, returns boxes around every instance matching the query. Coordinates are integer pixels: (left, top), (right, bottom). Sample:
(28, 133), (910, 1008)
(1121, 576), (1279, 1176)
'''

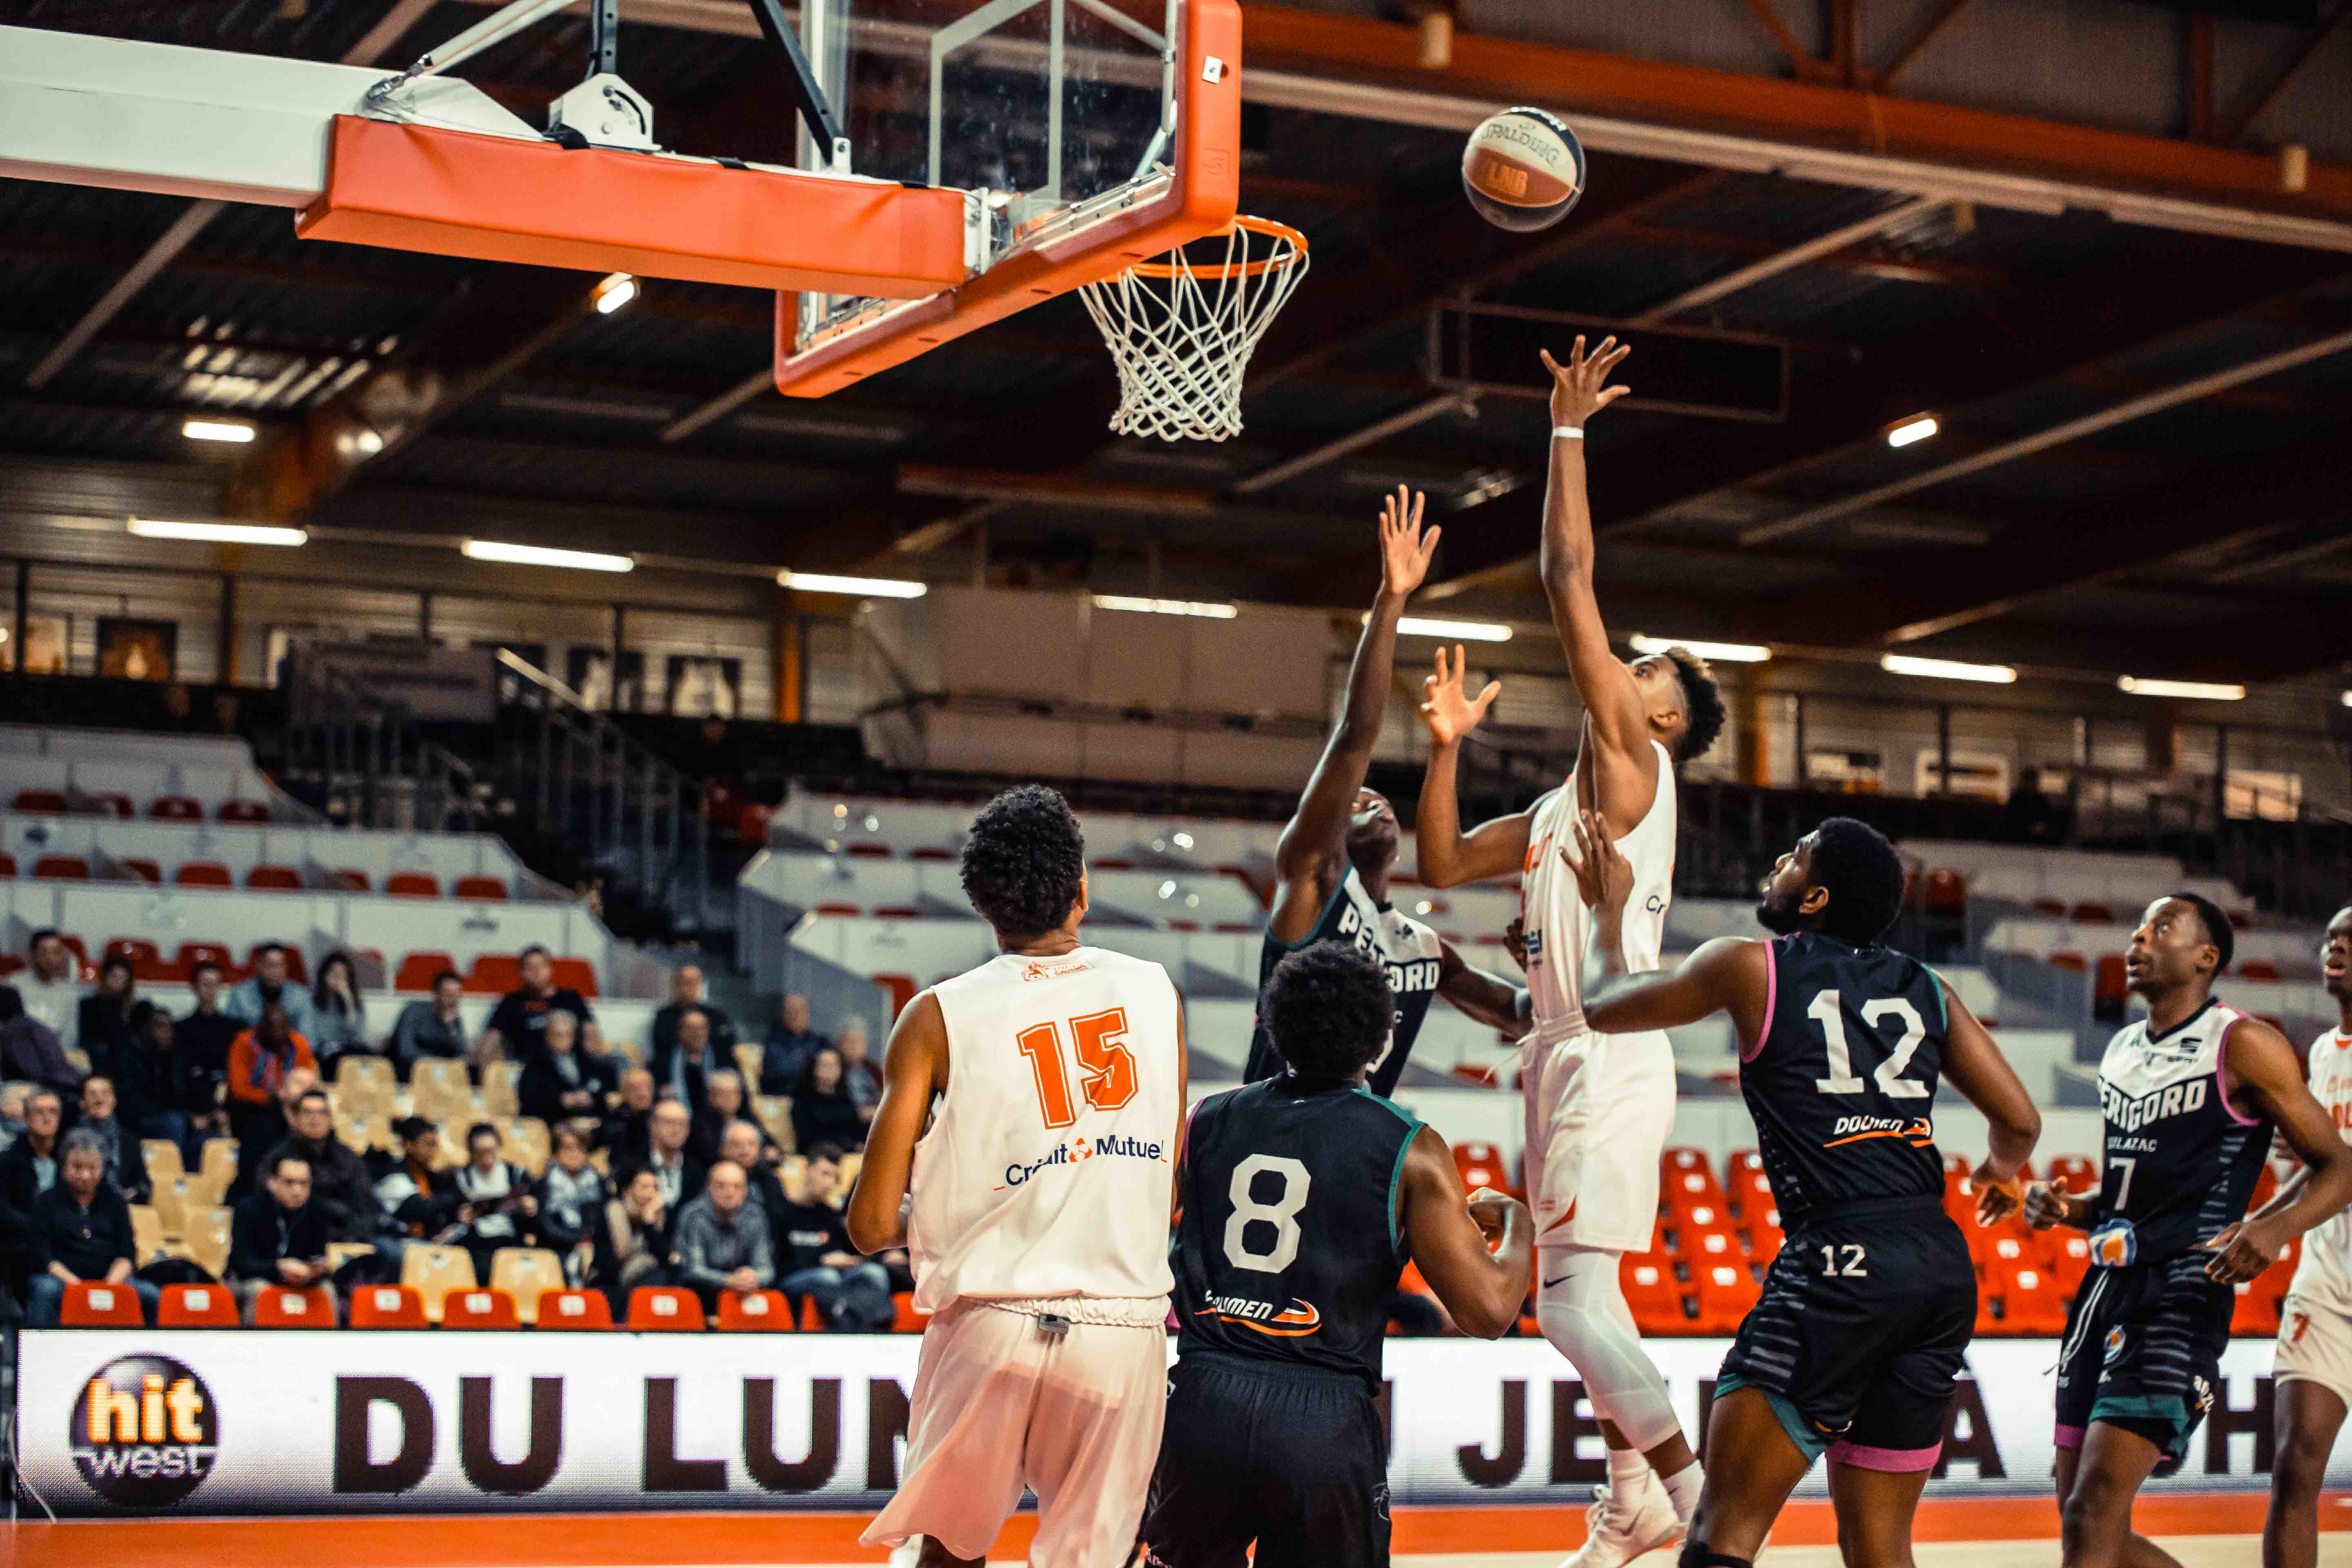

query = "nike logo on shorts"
(1541, 1273), (1572, 1289)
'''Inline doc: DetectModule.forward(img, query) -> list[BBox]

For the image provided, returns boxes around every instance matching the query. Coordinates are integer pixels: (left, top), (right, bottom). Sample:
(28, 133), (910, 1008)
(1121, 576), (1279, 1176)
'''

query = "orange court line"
(7, 1492), (2344, 1566)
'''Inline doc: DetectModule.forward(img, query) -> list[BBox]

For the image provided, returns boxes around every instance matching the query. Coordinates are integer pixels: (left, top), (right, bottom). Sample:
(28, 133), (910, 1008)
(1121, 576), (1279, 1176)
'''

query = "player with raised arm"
(2023, 894), (2352, 1568)
(849, 786), (1188, 1568)
(1240, 485), (1528, 1098)
(1574, 814), (2040, 1568)
(1415, 336), (1728, 1565)
(1138, 940), (1535, 1568)
(2264, 904), (2352, 1568)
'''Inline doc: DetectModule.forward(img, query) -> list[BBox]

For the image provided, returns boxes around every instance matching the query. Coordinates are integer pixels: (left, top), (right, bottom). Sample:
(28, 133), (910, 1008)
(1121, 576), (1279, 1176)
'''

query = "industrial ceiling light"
(1630, 633), (1769, 664)
(1394, 615), (1512, 643)
(1886, 414), (1938, 448)
(2118, 675), (2244, 701)
(463, 539), (634, 572)
(1880, 653), (2016, 684)
(592, 272), (638, 315)
(181, 418), (256, 443)
(128, 518), (307, 546)
(1094, 595), (1236, 619)
(782, 570), (928, 598)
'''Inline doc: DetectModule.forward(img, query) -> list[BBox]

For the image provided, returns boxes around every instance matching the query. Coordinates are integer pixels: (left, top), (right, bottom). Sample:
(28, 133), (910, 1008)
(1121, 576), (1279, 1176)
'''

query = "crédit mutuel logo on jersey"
(1002, 1131), (1167, 1187)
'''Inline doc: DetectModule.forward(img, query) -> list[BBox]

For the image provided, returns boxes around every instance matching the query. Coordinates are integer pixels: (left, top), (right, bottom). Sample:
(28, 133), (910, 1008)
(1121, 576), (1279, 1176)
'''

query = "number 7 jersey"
(1742, 932), (1951, 1226)
(910, 946), (1183, 1314)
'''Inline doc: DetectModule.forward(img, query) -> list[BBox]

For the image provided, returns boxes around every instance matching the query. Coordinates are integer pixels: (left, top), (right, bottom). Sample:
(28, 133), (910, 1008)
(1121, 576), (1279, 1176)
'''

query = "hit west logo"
(70, 1354), (219, 1510)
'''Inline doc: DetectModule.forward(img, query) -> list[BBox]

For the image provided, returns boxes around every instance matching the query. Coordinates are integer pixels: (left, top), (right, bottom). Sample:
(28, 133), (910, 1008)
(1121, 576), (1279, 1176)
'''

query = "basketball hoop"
(1078, 216), (1309, 443)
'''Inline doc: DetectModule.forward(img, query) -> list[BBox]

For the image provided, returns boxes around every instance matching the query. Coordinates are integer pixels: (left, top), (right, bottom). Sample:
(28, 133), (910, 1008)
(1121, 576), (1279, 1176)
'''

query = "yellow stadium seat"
(180, 1207), (232, 1278)
(196, 1139), (238, 1199)
(335, 1055), (396, 1116)
(481, 1060), (522, 1118)
(733, 1042), (764, 1085)
(142, 1140), (185, 1187)
(130, 1204), (165, 1265)
(489, 1248), (567, 1323)
(401, 1244), (479, 1323)
(755, 1095), (795, 1154)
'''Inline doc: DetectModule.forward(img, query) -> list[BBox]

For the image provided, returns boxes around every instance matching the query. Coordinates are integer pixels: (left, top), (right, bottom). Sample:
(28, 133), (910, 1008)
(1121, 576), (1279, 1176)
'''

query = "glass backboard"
(793, 0), (1185, 358)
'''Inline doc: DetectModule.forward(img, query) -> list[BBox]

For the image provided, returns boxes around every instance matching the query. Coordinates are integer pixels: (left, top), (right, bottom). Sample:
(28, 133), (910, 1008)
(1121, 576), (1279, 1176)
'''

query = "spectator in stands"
(675, 1159), (773, 1314)
(659, 1007), (713, 1110)
(644, 1099), (703, 1212)
(834, 1018), (881, 1116)
(74, 1077), (148, 1202)
(773, 1144), (892, 1332)
(0, 1082), (24, 1153)
(388, 971), (468, 1078)
(651, 966), (736, 1095)
(451, 1121), (536, 1281)
(75, 955), (138, 1074)
(371, 1117), (461, 1254)
(20, 929), (81, 1053)
(175, 962), (239, 1152)
(598, 1067), (657, 1166)
(720, 1120), (785, 1223)
(27, 1129), (153, 1326)
(226, 1001), (316, 1132)
(535, 1125), (608, 1286)
(225, 943), (318, 1040)
(268, 1087), (380, 1245)
(791, 1045), (867, 1153)
(0, 1089), (63, 1210)
(478, 946), (600, 1065)
(0, 984), (80, 1102)
(227, 1151), (331, 1323)
(759, 993), (825, 1094)
(307, 952), (370, 1075)
(232, 1065), (316, 1198)
(593, 1165), (672, 1312)
(519, 1010), (615, 1128)
(691, 1068), (752, 1163)
(107, 1002), (185, 1152)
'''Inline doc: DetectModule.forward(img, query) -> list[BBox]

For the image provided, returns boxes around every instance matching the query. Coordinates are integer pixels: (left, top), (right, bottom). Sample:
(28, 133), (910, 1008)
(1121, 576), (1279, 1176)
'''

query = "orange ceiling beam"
(1238, 4), (2352, 227)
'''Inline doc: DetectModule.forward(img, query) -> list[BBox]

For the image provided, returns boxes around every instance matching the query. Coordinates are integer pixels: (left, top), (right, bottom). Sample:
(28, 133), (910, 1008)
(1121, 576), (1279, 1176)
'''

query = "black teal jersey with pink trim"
(1740, 933), (1950, 1227)
(2088, 998), (2272, 1267)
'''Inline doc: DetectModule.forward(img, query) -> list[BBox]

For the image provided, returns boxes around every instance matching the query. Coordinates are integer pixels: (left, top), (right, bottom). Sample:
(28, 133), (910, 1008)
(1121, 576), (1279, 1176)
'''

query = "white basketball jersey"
(909, 945), (1181, 1315)
(1518, 738), (1677, 1041)
(2289, 1028), (2352, 1313)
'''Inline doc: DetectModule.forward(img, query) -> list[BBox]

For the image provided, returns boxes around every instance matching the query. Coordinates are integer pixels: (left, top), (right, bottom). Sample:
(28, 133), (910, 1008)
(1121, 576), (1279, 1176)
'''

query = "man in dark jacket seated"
(0, 1088), (65, 1212)
(75, 1076), (149, 1202)
(772, 1144), (893, 1332)
(265, 1089), (381, 1245)
(597, 1068), (657, 1167)
(518, 1011), (615, 1128)
(28, 1130), (155, 1326)
(231, 1065), (317, 1201)
(228, 1150), (334, 1322)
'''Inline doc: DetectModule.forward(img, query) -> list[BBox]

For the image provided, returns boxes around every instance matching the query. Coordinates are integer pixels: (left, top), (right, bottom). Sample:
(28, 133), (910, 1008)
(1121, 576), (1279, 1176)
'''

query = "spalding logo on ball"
(1461, 107), (1585, 232)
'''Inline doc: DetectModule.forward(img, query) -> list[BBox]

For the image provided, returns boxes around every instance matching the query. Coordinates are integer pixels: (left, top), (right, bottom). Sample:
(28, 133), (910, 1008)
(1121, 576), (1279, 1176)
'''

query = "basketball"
(1460, 107), (1586, 231)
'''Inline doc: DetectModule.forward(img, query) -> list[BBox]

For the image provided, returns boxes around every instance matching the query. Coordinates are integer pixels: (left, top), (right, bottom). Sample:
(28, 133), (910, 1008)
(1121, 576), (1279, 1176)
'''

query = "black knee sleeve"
(1678, 1542), (1752, 1568)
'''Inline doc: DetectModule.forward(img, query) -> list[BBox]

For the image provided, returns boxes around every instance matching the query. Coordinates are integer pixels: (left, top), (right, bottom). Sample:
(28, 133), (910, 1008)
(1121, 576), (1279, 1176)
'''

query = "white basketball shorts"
(1521, 1026), (1678, 1254)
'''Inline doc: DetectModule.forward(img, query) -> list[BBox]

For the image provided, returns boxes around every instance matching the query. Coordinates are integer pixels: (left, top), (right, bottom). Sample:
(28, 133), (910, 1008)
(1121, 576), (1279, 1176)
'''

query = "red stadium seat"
(738, 803), (774, 842)
(1740, 1211), (1785, 1265)
(1726, 1149), (1773, 1218)
(150, 795), (203, 821)
(537, 1289), (615, 1329)
(60, 1281), (147, 1325)
(845, 843), (892, 860)
(248, 944), (307, 984)
(1453, 1141), (1508, 1195)
(872, 972), (918, 1020)
(2235, 1283), (2282, 1337)
(1684, 1223), (1743, 1268)
(2045, 1154), (2098, 1189)
(157, 1283), (240, 1327)
(1923, 868), (1967, 913)
(0, 853), (13, 878)
(88, 792), (133, 820)
(12, 788), (68, 814)
(332, 867), (371, 891)
(0, 955), (20, 976)
(628, 1287), (706, 1331)
(117, 858), (162, 885)
(908, 846), (953, 862)
(247, 865), (303, 891)
(443, 1289), (520, 1330)
(814, 902), (862, 918)
(218, 800), (270, 824)
(550, 957), (599, 998)
(467, 954), (523, 996)
(1661, 1148), (1728, 1215)
(350, 1285), (430, 1328)
(104, 937), (161, 969)
(2048, 951), (2087, 973)
(2051, 1231), (2093, 1294)
(396, 952), (458, 992)
(718, 1290), (793, 1331)
(386, 871), (440, 898)
(176, 942), (236, 981)
(33, 855), (89, 880)
(892, 1292), (933, 1334)
(1621, 1256), (1688, 1333)
(1690, 1262), (1760, 1333)
(455, 875), (509, 902)
(2095, 955), (2129, 1010)
(175, 861), (233, 888)
(1995, 1266), (2067, 1334)
(252, 1287), (338, 1327)
(2071, 902), (2114, 924)
(872, 905), (922, 920)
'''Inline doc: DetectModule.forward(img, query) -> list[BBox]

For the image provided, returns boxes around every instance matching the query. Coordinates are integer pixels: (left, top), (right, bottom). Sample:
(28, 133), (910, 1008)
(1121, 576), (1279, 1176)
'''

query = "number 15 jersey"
(910, 946), (1182, 1314)
(1743, 932), (1951, 1227)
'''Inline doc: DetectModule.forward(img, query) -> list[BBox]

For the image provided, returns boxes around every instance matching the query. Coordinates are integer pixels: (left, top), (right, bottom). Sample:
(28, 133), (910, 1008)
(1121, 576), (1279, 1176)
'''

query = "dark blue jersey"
(1243, 865), (1442, 1098)
(2088, 999), (2272, 1267)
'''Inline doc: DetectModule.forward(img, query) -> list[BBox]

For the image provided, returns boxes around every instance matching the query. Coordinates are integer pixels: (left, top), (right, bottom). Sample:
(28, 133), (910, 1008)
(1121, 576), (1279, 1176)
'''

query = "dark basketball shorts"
(2054, 1255), (2231, 1463)
(1134, 1351), (1390, 1568)
(1717, 1196), (1975, 1471)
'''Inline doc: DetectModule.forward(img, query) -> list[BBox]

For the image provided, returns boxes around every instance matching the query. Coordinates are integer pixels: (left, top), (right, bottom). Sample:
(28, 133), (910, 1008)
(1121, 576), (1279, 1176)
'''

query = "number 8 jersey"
(910, 946), (1183, 1315)
(1744, 932), (1951, 1226)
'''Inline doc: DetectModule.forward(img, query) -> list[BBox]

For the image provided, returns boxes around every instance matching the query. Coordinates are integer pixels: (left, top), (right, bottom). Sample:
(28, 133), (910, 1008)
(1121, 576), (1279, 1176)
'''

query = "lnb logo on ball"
(69, 1355), (219, 1509)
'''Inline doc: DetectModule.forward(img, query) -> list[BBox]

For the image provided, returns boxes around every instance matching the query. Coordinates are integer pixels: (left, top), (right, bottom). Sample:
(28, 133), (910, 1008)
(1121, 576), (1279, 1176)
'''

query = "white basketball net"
(1078, 219), (1310, 443)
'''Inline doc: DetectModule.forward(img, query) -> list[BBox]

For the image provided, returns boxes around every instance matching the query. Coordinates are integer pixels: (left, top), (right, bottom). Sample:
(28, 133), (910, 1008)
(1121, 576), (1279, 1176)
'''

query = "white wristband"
(1552, 425), (1584, 440)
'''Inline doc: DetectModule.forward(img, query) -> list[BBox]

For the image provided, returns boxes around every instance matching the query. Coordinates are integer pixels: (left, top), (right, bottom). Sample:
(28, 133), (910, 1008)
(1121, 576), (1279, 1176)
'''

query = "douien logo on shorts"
(1003, 1134), (1166, 1186)
(70, 1354), (219, 1510)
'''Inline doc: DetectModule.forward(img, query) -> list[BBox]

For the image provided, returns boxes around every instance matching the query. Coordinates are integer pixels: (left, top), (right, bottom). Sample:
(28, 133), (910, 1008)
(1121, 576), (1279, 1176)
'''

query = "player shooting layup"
(1241, 486), (1528, 1097)
(849, 786), (1187, 1568)
(1417, 337), (1727, 1567)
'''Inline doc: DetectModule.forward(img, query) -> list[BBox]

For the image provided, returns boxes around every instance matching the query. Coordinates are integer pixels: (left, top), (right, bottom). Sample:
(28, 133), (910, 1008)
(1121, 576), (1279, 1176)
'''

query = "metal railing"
(283, 657), (481, 834)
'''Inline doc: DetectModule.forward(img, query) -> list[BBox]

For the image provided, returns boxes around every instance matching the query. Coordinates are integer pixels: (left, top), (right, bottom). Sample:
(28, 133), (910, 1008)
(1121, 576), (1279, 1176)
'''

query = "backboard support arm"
(744, 0), (852, 172)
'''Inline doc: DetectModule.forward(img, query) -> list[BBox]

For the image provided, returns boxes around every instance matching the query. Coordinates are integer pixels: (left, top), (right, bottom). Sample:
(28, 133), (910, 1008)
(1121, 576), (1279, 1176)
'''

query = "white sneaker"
(1557, 1476), (1682, 1568)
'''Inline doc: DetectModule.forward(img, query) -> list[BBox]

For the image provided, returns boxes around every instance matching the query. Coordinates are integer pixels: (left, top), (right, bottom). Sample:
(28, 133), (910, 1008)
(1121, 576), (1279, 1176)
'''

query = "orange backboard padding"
(773, 0), (1243, 396)
(299, 116), (968, 298)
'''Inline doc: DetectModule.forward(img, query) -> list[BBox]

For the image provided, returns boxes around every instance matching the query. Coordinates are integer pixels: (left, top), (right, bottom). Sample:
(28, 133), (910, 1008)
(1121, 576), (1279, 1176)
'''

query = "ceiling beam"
(1631, 196), (1945, 322)
(22, 200), (224, 390)
(2221, 0), (2352, 145)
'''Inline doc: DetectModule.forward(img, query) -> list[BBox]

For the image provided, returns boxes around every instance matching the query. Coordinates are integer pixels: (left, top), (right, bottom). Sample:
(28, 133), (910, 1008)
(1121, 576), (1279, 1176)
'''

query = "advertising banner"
(19, 1331), (2347, 1517)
